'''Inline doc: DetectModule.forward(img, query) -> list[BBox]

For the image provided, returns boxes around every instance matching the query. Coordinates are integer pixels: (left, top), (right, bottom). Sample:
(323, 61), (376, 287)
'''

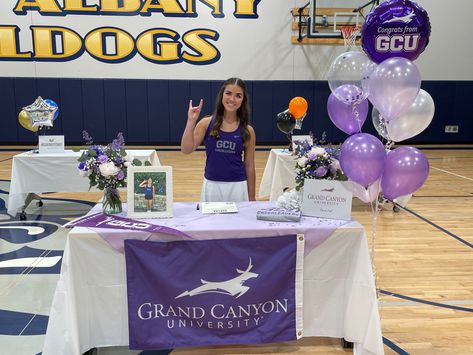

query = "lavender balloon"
(327, 86), (369, 135)
(368, 57), (421, 122)
(361, 0), (431, 63)
(340, 133), (386, 187)
(381, 146), (429, 200)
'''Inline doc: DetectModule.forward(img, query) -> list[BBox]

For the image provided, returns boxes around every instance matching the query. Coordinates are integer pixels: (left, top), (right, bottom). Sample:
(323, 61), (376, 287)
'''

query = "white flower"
(277, 188), (302, 210)
(310, 147), (325, 156)
(99, 162), (120, 177)
(331, 158), (341, 171)
(124, 161), (132, 167)
(298, 157), (308, 167)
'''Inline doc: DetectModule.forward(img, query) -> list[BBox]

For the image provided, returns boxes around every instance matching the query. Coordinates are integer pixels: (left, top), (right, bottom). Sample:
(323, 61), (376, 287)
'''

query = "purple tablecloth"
(84, 202), (349, 255)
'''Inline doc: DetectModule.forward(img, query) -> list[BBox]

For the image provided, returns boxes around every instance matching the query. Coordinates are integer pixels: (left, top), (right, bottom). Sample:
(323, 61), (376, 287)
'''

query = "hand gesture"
(188, 99), (203, 123)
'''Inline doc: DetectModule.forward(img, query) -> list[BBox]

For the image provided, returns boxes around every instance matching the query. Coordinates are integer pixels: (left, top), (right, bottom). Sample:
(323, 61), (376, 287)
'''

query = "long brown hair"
(210, 78), (251, 143)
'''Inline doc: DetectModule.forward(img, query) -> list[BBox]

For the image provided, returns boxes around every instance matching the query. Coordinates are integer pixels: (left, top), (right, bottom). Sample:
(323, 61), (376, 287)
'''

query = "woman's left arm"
(244, 126), (256, 201)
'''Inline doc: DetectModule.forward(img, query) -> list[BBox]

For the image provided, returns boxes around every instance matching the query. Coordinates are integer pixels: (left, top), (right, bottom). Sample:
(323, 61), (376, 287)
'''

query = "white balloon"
(386, 89), (435, 142)
(352, 179), (381, 203)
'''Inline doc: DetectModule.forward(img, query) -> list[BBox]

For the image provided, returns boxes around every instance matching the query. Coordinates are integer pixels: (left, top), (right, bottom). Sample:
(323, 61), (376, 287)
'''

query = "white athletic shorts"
(201, 178), (249, 202)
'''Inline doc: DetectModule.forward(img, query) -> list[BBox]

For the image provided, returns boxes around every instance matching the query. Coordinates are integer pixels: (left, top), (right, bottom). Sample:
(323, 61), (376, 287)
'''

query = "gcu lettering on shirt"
(215, 140), (237, 154)
(204, 118), (246, 182)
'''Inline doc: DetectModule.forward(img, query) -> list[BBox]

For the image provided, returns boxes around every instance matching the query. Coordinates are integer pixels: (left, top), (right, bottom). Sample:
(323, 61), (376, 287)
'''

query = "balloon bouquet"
(18, 96), (59, 134)
(326, 0), (432, 207)
(325, 0), (432, 272)
(276, 96), (308, 151)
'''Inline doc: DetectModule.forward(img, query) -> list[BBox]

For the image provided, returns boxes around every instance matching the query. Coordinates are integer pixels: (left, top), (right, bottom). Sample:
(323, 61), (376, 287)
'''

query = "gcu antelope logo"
(382, 11), (415, 25)
(176, 258), (258, 299)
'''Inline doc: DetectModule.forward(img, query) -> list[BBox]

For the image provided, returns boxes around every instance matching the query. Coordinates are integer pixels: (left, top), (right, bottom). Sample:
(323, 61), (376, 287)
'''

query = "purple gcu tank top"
(204, 118), (247, 182)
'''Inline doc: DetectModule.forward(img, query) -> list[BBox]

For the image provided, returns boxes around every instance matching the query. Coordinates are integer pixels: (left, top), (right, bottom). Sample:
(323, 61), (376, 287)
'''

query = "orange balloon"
(288, 97), (308, 119)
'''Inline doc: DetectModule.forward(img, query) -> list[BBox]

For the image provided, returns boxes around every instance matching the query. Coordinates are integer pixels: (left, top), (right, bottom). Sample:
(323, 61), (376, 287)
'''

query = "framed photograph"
(127, 166), (173, 218)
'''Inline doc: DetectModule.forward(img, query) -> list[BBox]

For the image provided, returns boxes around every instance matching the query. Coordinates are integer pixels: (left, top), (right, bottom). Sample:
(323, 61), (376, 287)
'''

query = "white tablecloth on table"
(258, 149), (297, 201)
(7, 149), (159, 216)
(42, 202), (384, 355)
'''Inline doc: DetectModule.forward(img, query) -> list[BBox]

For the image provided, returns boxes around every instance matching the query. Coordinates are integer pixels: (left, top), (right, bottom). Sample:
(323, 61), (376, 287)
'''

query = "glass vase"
(102, 187), (122, 215)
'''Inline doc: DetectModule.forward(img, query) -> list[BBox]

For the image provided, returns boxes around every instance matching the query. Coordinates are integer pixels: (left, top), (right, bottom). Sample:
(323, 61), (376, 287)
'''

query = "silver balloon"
(385, 89), (435, 142)
(23, 96), (56, 128)
(372, 108), (390, 140)
(327, 50), (376, 104)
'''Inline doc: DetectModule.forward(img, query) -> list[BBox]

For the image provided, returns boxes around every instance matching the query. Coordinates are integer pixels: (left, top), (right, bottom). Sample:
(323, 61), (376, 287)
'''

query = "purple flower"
(82, 130), (93, 145)
(315, 166), (328, 177)
(110, 132), (125, 150)
(78, 162), (87, 170)
(307, 152), (317, 160)
(93, 147), (103, 155)
(97, 154), (108, 163)
(116, 170), (125, 180)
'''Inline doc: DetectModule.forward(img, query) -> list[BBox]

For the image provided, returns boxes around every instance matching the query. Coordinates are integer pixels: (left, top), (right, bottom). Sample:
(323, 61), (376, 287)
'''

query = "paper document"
(201, 202), (238, 214)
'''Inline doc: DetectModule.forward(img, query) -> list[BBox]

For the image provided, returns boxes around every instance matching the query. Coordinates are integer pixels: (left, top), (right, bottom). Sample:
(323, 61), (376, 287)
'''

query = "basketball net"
(341, 25), (360, 49)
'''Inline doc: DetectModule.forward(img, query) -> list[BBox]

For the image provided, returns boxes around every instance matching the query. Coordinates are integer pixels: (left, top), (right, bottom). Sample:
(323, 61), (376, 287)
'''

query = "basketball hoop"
(341, 26), (360, 49)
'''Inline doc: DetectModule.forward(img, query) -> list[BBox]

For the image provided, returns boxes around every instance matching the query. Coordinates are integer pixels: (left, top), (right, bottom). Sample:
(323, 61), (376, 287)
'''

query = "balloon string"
(369, 190), (381, 300)
(352, 104), (362, 132)
(385, 140), (395, 150)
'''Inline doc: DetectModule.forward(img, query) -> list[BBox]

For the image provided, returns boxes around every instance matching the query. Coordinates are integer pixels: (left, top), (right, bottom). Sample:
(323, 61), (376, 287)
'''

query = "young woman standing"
(180, 77), (256, 202)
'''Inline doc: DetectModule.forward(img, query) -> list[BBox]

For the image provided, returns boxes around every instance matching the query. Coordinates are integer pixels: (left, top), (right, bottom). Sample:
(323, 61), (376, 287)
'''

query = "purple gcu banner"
(124, 235), (304, 350)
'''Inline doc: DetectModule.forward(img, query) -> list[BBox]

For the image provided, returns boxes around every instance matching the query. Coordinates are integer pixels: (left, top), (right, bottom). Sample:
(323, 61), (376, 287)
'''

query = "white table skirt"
(258, 149), (297, 201)
(7, 149), (160, 216)
(42, 202), (384, 355)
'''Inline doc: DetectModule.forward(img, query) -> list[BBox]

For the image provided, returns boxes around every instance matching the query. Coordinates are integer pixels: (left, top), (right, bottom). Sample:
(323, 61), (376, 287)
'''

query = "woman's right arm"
(181, 99), (209, 154)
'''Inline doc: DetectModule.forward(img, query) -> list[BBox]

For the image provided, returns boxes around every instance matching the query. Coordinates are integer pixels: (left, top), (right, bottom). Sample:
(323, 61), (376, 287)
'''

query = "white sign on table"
(38, 135), (65, 154)
(202, 202), (238, 214)
(301, 179), (353, 220)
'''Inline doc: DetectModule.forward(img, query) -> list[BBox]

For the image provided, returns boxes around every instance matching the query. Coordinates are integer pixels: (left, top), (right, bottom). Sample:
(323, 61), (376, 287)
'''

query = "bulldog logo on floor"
(176, 258), (258, 299)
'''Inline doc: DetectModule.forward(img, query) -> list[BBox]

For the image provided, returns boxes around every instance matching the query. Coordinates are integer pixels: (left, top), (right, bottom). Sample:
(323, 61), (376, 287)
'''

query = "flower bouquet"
(76, 131), (143, 214)
(293, 133), (346, 191)
(277, 134), (347, 211)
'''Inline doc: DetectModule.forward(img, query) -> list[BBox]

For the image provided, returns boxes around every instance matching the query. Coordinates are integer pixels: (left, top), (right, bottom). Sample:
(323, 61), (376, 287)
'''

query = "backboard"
(307, 0), (379, 38)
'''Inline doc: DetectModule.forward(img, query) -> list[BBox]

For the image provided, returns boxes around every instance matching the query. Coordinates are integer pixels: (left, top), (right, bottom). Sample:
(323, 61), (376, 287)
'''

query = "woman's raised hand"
(188, 99), (203, 123)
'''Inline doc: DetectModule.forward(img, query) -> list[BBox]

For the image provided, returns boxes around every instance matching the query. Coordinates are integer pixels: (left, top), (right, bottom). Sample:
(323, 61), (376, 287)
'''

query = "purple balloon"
(368, 57), (421, 122)
(361, 0), (431, 63)
(381, 146), (429, 200)
(327, 86), (369, 135)
(331, 83), (364, 105)
(340, 133), (386, 187)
